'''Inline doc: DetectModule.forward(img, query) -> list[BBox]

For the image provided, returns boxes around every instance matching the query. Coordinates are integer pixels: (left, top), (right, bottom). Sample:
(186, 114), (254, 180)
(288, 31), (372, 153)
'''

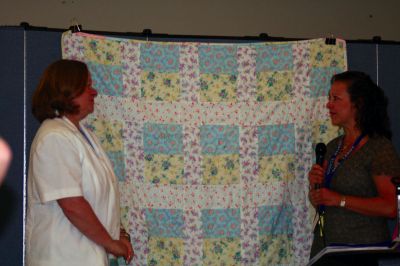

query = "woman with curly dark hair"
(308, 71), (400, 265)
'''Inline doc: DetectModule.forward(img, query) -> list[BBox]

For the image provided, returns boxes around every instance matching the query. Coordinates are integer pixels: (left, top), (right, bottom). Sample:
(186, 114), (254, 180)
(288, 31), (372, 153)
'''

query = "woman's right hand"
(308, 164), (325, 189)
(308, 164), (325, 207)
(106, 239), (132, 263)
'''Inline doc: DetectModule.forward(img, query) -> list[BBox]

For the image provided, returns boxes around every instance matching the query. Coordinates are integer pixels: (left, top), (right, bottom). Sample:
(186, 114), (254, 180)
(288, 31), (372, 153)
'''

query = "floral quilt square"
(258, 205), (293, 236)
(200, 125), (239, 155)
(202, 154), (240, 185)
(256, 44), (293, 72)
(309, 66), (342, 97)
(199, 73), (237, 102)
(106, 151), (125, 182)
(87, 62), (124, 96)
(199, 45), (238, 75)
(145, 209), (184, 237)
(310, 41), (346, 68)
(202, 209), (241, 238)
(85, 118), (123, 152)
(312, 119), (340, 145)
(148, 237), (183, 266)
(258, 124), (295, 156)
(144, 123), (183, 155)
(203, 238), (241, 266)
(259, 235), (292, 265)
(256, 70), (294, 102)
(84, 38), (121, 65)
(144, 154), (184, 184)
(258, 154), (295, 183)
(140, 43), (180, 73)
(140, 71), (181, 101)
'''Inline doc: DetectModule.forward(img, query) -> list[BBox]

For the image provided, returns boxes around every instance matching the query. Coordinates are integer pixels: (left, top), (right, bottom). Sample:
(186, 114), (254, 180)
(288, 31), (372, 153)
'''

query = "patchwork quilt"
(62, 31), (346, 265)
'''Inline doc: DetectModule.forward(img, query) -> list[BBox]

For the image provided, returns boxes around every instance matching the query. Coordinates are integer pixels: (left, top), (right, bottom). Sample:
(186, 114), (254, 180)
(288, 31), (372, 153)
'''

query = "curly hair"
(331, 71), (392, 139)
(32, 59), (89, 123)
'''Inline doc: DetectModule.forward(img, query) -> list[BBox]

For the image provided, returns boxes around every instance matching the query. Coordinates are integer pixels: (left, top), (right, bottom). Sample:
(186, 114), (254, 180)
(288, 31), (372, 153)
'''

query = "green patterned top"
(311, 135), (400, 257)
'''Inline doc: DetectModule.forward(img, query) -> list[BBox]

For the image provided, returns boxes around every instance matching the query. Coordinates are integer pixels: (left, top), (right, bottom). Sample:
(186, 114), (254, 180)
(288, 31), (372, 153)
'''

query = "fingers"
(309, 190), (319, 206)
(125, 245), (134, 264)
(120, 231), (134, 264)
(122, 240), (134, 264)
(308, 164), (325, 188)
(310, 188), (341, 207)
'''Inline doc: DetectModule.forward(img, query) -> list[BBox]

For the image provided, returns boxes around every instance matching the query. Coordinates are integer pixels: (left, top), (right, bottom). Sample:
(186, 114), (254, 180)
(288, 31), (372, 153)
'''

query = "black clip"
(20, 22), (30, 30)
(69, 24), (82, 33)
(372, 36), (382, 44)
(259, 33), (270, 41)
(69, 18), (82, 33)
(325, 36), (336, 45)
(142, 29), (152, 41)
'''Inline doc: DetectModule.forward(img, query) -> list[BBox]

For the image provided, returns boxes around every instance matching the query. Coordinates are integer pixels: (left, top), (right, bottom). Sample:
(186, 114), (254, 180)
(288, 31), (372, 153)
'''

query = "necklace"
(318, 134), (365, 216)
(324, 134), (365, 188)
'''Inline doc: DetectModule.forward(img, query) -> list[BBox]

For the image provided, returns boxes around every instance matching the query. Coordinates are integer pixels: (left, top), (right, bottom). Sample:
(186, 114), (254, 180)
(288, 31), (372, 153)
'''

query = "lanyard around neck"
(79, 126), (95, 151)
(324, 134), (366, 189)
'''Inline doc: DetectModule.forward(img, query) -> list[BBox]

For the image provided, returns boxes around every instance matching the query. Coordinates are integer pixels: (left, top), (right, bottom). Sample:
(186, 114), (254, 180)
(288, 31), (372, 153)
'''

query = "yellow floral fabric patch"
(148, 237), (183, 266)
(312, 119), (340, 145)
(258, 154), (296, 183)
(88, 118), (123, 152)
(259, 235), (292, 265)
(84, 38), (121, 65)
(310, 41), (346, 68)
(256, 71), (294, 102)
(144, 154), (184, 184)
(202, 154), (240, 185)
(203, 238), (241, 266)
(200, 73), (237, 102)
(141, 71), (180, 101)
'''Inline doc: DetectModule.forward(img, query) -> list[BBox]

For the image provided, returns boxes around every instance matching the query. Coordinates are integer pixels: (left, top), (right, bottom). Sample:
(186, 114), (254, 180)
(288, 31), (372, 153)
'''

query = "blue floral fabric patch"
(199, 45), (238, 75)
(140, 43), (180, 73)
(145, 209), (184, 237)
(256, 44), (294, 72)
(258, 124), (295, 156)
(87, 62), (124, 96)
(106, 151), (125, 181)
(144, 123), (183, 155)
(309, 67), (342, 97)
(258, 205), (293, 235)
(202, 209), (241, 238)
(200, 125), (240, 155)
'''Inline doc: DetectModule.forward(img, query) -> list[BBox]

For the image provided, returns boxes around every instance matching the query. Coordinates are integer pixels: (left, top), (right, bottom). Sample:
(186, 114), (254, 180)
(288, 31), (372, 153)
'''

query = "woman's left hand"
(120, 229), (134, 264)
(309, 188), (341, 207)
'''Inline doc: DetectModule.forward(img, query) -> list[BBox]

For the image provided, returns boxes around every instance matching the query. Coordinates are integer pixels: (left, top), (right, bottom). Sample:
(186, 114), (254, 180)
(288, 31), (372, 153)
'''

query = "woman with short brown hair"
(26, 59), (133, 266)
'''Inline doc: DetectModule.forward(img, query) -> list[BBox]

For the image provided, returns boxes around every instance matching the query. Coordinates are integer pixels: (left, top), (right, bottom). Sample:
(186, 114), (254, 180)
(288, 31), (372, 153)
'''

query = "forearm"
(340, 194), (397, 218)
(311, 187), (397, 218)
(57, 197), (114, 250)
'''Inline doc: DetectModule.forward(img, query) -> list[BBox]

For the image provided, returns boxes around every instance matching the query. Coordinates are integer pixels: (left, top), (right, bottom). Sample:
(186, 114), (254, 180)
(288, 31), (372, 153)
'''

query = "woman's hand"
(309, 188), (341, 207)
(58, 197), (134, 263)
(308, 164), (325, 189)
(120, 229), (134, 264)
(105, 239), (133, 264)
(308, 163), (326, 208)
(105, 239), (129, 257)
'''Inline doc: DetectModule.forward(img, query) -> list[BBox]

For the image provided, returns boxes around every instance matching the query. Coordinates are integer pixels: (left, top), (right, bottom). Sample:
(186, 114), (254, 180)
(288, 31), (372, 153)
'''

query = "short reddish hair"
(32, 59), (89, 123)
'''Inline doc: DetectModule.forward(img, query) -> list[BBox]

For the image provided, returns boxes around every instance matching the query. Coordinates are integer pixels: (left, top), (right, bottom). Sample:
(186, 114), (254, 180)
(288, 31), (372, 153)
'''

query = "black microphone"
(314, 143), (327, 189)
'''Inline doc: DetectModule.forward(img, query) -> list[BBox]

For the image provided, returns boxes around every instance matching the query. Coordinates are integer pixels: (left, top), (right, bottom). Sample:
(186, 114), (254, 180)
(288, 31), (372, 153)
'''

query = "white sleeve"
(31, 132), (84, 203)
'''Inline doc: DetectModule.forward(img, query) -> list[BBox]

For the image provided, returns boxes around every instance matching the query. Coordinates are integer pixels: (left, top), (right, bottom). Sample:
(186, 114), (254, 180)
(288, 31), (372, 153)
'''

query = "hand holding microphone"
(311, 143), (327, 241)
(308, 143), (326, 209)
